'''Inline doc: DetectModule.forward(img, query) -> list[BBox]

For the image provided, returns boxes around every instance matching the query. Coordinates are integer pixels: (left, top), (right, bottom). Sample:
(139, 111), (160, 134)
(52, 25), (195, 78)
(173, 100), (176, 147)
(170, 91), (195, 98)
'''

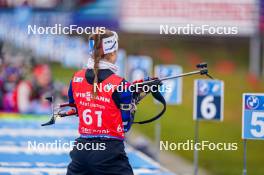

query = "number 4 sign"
(154, 65), (182, 105)
(242, 93), (264, 140)
(193, 79), (224, 121)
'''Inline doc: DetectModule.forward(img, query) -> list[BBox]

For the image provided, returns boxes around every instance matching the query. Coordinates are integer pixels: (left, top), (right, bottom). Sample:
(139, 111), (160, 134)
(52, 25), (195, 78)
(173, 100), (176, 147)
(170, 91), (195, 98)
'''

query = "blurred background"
(0, 0), (264, 175)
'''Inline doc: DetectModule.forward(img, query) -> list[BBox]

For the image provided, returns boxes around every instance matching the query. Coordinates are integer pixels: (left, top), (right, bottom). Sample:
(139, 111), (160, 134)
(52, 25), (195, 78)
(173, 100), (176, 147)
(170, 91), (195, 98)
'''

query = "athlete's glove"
(133, 77), (162, 93)
(132, 77), (162, 104)
(55, 103), (78, 117)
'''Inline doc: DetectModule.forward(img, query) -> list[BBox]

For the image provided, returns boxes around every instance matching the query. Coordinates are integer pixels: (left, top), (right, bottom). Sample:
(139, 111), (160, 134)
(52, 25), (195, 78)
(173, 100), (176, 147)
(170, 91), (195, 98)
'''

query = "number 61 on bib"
(242, 93), (264, 140)
(193, 79), (224, 121)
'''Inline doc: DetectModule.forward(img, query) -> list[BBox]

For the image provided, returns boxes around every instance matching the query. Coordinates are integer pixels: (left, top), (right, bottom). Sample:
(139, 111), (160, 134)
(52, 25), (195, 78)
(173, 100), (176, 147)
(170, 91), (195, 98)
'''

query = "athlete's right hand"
(58, 108), (77, 117)
(132, 77), (162, 94)
(55, 103), (78, 117)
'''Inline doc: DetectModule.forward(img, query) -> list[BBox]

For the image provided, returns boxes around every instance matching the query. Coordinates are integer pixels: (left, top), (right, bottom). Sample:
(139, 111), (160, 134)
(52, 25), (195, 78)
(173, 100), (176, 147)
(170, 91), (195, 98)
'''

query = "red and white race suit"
(72, 69), (125, 139)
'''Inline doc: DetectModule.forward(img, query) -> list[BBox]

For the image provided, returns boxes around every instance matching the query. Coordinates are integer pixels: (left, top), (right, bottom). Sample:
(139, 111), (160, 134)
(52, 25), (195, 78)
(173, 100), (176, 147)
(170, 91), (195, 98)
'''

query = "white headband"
(88, 31), (118, 55)
(102, 31), (118, 54)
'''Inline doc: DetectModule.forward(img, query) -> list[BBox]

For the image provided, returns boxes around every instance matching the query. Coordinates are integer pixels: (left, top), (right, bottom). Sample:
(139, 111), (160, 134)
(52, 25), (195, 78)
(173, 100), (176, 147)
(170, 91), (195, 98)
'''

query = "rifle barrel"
(160, 70), (201, 81)
(134, 68), (208, 86)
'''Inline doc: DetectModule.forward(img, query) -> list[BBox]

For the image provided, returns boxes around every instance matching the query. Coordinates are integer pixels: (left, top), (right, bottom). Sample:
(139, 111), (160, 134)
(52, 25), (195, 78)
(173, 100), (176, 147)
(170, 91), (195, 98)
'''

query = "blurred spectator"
(15, 64), (53, 114)
(0, 66), (22, 112)
(13, 64), (68, 114)
(0, 44), (68, 114)
(0, 56), (3, 110)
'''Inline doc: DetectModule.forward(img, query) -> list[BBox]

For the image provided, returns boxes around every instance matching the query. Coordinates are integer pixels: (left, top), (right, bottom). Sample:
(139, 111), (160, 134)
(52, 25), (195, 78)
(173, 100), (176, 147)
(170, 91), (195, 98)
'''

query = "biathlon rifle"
(41, 98), (77, 126)
(41, 62), (213, 126)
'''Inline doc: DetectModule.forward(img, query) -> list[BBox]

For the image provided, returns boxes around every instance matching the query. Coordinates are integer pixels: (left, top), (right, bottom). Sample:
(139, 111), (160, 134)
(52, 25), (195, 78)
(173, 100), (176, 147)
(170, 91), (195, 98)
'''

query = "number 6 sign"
(242, 93), (264, 140)
(193, 79), (224, 121)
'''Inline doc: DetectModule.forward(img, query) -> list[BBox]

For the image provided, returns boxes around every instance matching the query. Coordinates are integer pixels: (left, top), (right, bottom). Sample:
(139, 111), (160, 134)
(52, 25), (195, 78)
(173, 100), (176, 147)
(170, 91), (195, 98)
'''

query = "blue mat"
(0, 115), (174, 175)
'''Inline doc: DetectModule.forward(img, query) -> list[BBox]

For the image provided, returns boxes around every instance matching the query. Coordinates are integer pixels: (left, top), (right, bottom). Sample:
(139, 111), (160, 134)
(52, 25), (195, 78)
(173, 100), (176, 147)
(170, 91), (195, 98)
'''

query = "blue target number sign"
(194, 79), (224, 121)
(154, 65), (182, 105)
(126, 55), (153, 81)
(242, 93), (264, 140)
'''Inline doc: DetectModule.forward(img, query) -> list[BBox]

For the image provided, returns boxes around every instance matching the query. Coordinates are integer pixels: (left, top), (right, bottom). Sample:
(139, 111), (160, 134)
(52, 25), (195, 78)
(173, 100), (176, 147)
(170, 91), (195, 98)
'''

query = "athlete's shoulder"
(72, 69), (86, 83)
(73, 69), (86, 76)
(110, 74), (127, 84)
(112, 73), (123, 80)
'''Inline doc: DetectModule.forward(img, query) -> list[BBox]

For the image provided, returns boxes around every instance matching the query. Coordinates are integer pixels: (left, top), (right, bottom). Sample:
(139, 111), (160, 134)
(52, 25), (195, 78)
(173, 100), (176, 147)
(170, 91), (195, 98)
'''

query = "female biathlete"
(66, 30), (136, 175)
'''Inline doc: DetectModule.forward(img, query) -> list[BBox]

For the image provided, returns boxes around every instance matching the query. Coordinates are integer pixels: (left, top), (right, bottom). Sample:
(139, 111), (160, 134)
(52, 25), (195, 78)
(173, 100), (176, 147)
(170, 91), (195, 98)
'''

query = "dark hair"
(89, 30), (115, 95)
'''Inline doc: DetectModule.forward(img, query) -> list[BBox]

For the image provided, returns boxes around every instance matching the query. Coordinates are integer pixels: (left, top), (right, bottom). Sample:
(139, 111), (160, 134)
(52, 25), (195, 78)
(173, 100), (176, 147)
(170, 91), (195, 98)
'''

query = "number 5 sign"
(242, 94), (264, 140)
(193, 79), (224, 121)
